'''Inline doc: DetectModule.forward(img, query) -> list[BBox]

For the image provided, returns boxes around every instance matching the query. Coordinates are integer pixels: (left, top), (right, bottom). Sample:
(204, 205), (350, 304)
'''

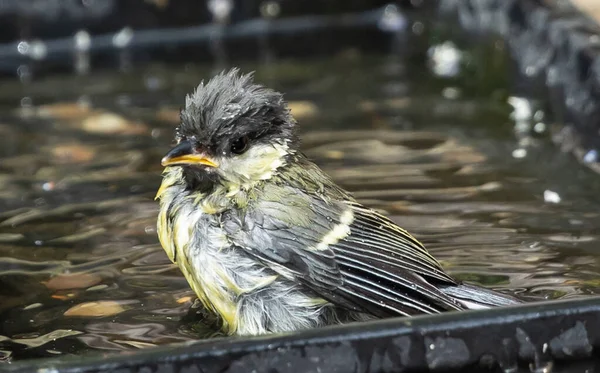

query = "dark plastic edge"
(3, 1), (600, 372)
(5, 296), (600, 372)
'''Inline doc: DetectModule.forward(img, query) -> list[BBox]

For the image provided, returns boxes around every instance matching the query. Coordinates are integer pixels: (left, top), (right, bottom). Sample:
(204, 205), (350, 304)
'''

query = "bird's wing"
(222, 184), (463, 317)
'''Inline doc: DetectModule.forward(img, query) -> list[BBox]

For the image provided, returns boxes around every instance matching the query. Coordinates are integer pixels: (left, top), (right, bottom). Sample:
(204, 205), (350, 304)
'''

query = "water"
(1, 33), (600, 364)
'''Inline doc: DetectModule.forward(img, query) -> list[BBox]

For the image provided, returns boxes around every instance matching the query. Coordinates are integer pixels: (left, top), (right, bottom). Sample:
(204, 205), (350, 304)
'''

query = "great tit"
(156, 68), (521, 336)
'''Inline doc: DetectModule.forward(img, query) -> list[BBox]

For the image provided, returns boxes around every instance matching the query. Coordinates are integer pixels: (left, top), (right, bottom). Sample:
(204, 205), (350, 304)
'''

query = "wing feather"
(337, 261), (441, 314)
(334, 249), (454, 312)
(345, 203), (453, 282)
(335, 280), (407, 316)
(339, 275), (411, 315)
(338, 205), (456, 284)
(222, 183), (463, 317)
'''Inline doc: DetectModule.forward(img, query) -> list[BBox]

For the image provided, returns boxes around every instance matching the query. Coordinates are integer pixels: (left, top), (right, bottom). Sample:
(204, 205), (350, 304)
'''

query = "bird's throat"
(182, 166), (221, 194)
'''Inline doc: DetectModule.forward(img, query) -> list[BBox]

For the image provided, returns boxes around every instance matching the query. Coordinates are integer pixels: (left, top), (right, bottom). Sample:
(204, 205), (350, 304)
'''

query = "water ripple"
(1, 59), (599, 361)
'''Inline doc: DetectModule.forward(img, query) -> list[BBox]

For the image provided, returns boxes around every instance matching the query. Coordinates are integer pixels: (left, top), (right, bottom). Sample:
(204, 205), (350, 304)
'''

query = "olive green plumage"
(156, 68), (520, 336)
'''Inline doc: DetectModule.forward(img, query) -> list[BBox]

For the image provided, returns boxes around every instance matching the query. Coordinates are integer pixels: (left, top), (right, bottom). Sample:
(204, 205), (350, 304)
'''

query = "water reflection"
(80, 322), (191, 351)
(0, 52), (599, 362)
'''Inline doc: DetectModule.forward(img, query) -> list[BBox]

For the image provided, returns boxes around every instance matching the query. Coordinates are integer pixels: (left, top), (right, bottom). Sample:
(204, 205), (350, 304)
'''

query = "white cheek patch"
(218, 142), (289, 187)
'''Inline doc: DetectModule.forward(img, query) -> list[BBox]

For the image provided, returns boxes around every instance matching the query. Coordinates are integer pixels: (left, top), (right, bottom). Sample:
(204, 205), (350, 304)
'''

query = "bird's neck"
(182, 167), (221, 194)
(275, 154), (354, 201)
(157, 153), (353, 214)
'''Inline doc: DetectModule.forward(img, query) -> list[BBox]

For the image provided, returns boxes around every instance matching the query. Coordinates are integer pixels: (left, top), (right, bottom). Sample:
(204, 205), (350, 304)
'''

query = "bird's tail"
(440, 283), (521, 310)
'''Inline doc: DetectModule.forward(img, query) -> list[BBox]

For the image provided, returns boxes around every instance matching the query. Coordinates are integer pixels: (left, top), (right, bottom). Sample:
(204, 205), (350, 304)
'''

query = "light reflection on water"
(1, 50), (600, 362)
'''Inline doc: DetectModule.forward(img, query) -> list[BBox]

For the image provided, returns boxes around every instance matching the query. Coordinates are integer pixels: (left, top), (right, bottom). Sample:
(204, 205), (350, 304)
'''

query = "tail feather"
(441, 283), (521, 310)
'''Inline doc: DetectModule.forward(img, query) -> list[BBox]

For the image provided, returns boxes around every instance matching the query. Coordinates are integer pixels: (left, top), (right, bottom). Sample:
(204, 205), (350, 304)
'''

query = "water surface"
(1, 39), (600, 363)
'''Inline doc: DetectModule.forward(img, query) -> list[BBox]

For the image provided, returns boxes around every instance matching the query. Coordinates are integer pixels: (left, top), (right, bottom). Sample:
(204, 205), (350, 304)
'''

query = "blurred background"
(1, 0), (600, 367)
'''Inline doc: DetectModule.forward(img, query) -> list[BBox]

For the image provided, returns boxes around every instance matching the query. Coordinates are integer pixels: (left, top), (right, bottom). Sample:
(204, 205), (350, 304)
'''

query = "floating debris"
(82, 113), (147, 135)
(44, 273), (103, 291)
(64, 301), (131, 317)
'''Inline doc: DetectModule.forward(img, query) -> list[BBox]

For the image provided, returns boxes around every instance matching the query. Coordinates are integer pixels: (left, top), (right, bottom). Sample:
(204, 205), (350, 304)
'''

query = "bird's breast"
(156, 178), (276, 334)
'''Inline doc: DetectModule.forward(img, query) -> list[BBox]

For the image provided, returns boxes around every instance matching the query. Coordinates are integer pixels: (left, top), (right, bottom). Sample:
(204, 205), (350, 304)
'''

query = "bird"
(155, 68), (521, 336)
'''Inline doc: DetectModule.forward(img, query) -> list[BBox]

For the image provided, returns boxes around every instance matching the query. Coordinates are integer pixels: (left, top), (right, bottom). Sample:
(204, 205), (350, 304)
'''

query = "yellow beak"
(161, 140), (218, 168)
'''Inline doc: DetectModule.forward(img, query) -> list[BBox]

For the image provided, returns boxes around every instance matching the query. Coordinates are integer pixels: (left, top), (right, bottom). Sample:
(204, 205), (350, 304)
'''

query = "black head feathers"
(177, 68), (297, 156)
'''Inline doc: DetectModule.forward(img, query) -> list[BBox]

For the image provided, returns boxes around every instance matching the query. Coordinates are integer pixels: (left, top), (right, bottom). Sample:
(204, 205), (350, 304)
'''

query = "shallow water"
(1, 35), (600, 363)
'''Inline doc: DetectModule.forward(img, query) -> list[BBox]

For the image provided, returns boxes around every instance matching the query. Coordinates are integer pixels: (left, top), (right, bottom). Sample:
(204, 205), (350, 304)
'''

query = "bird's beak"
(161, 140), (219, 168)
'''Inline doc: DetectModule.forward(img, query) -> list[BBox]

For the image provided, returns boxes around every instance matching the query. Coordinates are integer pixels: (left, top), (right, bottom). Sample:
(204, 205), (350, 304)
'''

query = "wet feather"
(156, 69), (521, 336)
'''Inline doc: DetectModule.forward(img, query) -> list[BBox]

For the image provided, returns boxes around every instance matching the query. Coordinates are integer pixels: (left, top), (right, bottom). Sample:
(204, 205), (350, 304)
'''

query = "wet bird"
(156, 69), (520, 336)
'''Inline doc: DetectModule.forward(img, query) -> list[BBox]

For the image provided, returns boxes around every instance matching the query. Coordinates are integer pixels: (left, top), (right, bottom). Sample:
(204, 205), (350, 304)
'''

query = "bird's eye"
(230, 136), (250, 154)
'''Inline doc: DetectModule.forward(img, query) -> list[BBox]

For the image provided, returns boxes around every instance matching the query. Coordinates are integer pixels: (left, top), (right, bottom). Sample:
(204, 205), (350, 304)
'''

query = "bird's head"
(161, 69), (297, 191)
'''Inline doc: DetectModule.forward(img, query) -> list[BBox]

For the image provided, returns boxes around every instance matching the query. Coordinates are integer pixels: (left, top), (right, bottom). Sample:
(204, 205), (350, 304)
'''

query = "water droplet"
(583, 150), (597, 163)
(378, 4), (406, 32)
(208, 0), (233, 22)
(533, 122), (546, 133)
(112, 27), (133, 48)
(29, 40), (47, 60)
(525, 66), (537, 76)
(543, 190), (561, 204)
(74, 30), (91, 51)
(260, 1), (281, 18)
(20, 97), (33, 107)
(508, 96), (533, 122)
(514, 121), (531, 134)
(533, 110), (545, 122)
(529, 361), (554, 373)
(411, 21), (424, 35)
(17, 65), (32, 82)
(74, 31), (91, 75)
(428, 41), (462, 77)
(442, 87), (461, 99)
(512, 148), (527, 159)
(17, 41), (30, 55)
